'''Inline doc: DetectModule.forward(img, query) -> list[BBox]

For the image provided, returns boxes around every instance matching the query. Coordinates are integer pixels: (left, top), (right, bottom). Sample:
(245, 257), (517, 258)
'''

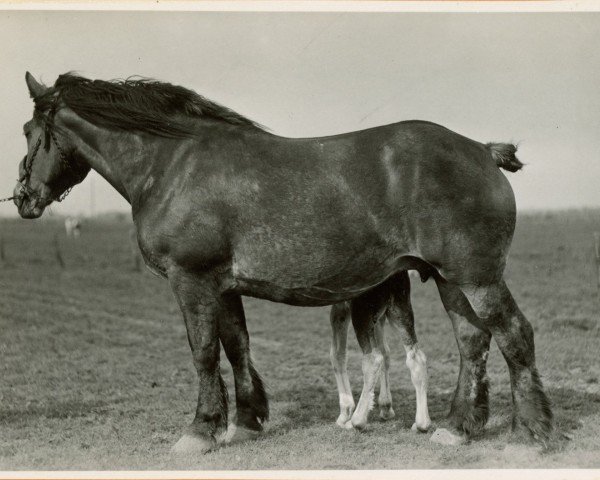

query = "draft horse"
(14, 72), (552, 453)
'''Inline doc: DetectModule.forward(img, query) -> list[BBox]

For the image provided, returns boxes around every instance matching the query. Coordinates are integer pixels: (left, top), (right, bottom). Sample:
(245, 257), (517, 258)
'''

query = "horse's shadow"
(270, 383), (600, 440)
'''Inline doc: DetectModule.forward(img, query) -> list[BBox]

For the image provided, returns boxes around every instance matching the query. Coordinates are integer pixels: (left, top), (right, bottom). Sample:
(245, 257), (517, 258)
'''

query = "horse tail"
(485, 142), (523, 172)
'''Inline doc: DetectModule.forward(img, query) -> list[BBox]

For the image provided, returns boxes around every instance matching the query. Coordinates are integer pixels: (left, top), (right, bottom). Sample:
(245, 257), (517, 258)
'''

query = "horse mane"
(33, 73), (264, 138)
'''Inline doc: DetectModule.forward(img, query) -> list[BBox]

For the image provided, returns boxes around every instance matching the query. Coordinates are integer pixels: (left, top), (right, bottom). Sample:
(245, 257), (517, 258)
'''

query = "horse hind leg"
(329, 302), (355, 428)
(388, 271), (432, 433)
(375, 315), (395, 421)
(435, 278), (491, 444)
(461, 280), (553, 444)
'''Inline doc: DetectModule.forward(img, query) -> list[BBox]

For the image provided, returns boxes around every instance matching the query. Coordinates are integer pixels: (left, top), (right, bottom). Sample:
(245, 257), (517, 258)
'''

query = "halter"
(0, 108), (84, 205)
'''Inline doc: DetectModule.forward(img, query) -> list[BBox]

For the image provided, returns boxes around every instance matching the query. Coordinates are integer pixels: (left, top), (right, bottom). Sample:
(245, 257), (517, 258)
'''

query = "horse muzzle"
(13, 183), (46, 219)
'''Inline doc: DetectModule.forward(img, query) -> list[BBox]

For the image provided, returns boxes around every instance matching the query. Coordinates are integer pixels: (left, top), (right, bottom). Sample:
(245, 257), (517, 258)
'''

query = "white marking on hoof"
(171, 433), (215, 455)
(379, 406), (396, 421)
(336, 414), (351, 428)
(335, 395), (355, 428)
(350, 414), (367, 431)
(412, 420), (432, 433)
(429, 428), (467, 446)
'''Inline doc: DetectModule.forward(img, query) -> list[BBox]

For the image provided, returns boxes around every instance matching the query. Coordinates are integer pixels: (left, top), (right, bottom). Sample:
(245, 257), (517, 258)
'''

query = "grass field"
(0, 209), (599, 470)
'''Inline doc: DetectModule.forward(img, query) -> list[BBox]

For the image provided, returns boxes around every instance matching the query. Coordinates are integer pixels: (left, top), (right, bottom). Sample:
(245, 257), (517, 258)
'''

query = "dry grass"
(0, 209), (599, 470)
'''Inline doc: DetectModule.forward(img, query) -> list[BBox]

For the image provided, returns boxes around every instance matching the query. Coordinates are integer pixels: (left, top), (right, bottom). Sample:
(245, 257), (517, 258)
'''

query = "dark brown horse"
(14, 72), (551, 453)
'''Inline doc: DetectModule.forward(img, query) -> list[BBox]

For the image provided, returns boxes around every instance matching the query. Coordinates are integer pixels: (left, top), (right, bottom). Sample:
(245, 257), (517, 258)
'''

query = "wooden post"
(53, 233), (65, 269)
(594, 232), (600, 302)
(129, 227), (141, 272)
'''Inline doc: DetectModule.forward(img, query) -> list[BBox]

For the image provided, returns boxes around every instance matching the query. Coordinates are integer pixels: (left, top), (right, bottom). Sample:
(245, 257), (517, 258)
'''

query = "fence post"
(53, 233), (65, 269)
(594, 232), (600, 302)
(129, 227), (141, 272)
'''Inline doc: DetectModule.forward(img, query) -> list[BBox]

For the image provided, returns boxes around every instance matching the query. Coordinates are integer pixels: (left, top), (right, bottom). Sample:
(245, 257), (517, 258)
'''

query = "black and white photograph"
(0, 1), (599, 474)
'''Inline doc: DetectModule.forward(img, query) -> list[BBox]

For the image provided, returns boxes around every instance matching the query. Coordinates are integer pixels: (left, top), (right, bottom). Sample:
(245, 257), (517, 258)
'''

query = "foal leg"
(387, 271), (431, 432)
(169, 269), (229, 455)
(329, 302), (355, 428)
(349, 287), (388, 430)
(375, 315), (395, 421)
(218, 294), (269, 444)
(461, 280), (552, 443)
(436, 279), (491, 442)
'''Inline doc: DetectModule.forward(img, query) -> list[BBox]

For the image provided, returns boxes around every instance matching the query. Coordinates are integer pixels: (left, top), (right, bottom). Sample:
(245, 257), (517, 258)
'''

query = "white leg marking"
(330, 317), (355, 428)
(375, 319), (395, 420)
(351, 350), (384, 430)
(405, 343), (432, 432)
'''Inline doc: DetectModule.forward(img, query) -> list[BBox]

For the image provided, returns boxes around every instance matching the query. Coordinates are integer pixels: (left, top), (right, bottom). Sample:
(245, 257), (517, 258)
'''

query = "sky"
(0, 9), (599, 217)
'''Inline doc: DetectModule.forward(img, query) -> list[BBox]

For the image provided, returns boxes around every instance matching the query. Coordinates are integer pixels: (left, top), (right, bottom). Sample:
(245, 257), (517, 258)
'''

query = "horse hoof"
(379, 407), (396, 421)
(429, 428), (467, 446)
(336, 414), (352, 428)
(223, 423), (262, 444)
(350, 416), (367, 431)
(171, 433), (215, 455)
(412, 420), (432, 433)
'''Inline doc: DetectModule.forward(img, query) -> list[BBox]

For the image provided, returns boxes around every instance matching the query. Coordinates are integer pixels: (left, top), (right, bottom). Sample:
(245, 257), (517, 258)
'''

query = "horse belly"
(230, 242), (412, 306)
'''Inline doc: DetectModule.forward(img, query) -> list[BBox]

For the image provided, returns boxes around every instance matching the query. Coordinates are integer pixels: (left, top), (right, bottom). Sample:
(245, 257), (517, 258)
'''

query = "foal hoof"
(429, 428), (467, 446)
(379, 406), (396, 421)
(411, 420), (432, 433)
(336, 413), (353, 429)
(350, 415), (367, 431)
(335, 417), (354, 430)
(171, 433), (215, 455)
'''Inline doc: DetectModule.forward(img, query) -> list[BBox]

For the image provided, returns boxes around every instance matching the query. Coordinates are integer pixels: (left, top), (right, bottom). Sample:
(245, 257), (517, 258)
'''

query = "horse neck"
(57, 109), (164, 204)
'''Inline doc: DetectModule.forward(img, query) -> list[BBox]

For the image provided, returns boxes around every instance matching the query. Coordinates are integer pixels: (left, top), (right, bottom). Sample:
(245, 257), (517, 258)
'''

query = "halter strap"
(13, 120), (84, 205)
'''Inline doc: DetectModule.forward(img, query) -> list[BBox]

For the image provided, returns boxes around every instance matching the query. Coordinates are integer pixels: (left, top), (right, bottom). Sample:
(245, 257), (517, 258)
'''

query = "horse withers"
(14, 72), (551, 453)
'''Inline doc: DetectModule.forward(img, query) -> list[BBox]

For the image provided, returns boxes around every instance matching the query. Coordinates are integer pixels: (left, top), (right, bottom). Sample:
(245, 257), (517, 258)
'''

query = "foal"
(330, 271), (431, 431)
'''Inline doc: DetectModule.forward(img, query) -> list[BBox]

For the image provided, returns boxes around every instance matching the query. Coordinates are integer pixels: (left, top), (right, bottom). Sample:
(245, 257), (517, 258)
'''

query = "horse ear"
(25, 72), (46, 98)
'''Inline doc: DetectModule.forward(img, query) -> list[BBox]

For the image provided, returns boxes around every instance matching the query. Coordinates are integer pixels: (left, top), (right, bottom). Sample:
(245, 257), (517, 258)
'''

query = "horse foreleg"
(168, 268), (229, 455)
(329, 302), (355, 428)
(218, 294), (269, 444)
(349, 287), (387, 430)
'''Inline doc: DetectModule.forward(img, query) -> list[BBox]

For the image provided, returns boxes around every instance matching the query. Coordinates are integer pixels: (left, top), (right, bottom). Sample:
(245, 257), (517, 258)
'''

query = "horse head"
(14, 72), (90, 219)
